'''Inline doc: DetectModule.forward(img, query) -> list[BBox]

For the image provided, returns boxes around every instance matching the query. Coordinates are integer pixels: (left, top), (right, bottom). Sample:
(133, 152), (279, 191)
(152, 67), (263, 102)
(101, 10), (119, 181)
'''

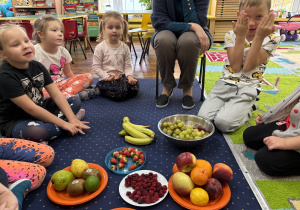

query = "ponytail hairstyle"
(32, 14), (64, 43)
(96, 11), (129, 43)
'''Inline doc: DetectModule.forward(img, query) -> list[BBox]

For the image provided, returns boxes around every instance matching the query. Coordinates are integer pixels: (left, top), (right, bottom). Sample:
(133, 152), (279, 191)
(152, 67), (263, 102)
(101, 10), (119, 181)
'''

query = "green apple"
(51, 170), (74, 191)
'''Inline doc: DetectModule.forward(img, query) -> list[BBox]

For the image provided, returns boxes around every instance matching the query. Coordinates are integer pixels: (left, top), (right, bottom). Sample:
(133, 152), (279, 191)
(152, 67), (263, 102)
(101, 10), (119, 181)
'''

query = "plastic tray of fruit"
(47, 160), (108, 205)
(168, 152), (231, 209)
(105, 146), (146, 174)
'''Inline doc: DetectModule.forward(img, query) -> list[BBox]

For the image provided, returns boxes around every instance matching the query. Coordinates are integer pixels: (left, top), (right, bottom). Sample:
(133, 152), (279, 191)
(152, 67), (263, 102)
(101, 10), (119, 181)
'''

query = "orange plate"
(111, 208), (136, 210)
(47, 163), (108, 205)
(168, 175), (231, 210)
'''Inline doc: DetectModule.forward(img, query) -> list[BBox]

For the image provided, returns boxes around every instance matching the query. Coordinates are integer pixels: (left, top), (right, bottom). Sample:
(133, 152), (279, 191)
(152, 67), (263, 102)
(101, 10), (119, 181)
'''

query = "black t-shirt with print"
(0, 60), (53, 137)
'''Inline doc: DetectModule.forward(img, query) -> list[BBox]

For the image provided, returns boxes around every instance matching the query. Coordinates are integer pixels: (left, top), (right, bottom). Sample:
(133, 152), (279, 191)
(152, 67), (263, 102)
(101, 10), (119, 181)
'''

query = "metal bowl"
(158, 114), (215, 148)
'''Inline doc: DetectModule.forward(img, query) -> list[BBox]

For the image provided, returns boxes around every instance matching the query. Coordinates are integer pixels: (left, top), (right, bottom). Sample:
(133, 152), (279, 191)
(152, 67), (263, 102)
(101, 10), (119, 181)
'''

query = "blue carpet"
(22, 79), (261, 210)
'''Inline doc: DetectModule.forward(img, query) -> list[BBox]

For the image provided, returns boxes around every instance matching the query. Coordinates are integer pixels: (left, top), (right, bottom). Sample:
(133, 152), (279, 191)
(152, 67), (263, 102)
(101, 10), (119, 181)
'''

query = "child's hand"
(255, 10), (276, 39)
(69, 119), (90, 135)
(114, 72), (121, 80)
(263, 136), (285, 150)
(127, 75), (137, 85)
(232, 10), (249, 37)
(255, 113), (263, 125)
(62, 121), (90, 135)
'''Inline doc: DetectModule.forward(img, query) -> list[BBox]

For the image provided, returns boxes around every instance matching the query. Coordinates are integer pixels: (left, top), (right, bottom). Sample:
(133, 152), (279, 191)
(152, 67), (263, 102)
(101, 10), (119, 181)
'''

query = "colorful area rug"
(200, 40), (300, 210)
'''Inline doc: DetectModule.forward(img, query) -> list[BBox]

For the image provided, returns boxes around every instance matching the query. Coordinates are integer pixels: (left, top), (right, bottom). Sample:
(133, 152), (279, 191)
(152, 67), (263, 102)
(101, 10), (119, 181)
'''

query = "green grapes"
(161, 120), (209, 140)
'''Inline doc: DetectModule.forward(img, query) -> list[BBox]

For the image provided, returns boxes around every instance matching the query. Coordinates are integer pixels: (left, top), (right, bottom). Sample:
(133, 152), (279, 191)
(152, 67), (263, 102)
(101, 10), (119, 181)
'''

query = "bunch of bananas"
(119, 117), (155, 145)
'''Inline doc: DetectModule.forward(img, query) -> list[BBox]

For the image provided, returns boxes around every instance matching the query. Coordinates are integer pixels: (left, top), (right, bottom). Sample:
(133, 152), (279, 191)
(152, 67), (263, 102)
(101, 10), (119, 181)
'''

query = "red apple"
(176, 152), (197, 173)
(172, 172), (194, 196)
(212, 163), (233, 184)
(204, 178), (222, 201)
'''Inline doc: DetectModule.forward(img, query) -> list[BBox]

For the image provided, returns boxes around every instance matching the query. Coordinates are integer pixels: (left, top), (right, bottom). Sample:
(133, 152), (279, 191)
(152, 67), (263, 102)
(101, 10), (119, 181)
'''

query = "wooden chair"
(156, 53), (206, 101)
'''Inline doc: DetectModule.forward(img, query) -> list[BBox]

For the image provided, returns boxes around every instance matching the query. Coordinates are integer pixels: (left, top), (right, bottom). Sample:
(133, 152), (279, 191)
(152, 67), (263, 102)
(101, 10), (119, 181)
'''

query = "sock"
(77, 89), (96, 101)
(91, 85), (100, 96)
(9, 179), (31, 210)
(75, 109), (85, 120)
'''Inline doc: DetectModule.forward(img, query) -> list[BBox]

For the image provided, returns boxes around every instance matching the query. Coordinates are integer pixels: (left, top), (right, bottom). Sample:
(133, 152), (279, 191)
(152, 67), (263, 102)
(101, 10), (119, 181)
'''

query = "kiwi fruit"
(67, 179), (85, 196)
(82, 168), (101, 180)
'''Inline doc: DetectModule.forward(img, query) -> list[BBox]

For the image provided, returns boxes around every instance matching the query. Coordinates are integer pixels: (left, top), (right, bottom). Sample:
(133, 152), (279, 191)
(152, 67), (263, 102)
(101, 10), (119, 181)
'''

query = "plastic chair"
(139, 29), (154, 64)
(156, 53), (206, 101)
(16, 22), (33, 40)
(63, 19), (87, 62)
(78, 19), (94, 53)
(128, 14), (153, 60)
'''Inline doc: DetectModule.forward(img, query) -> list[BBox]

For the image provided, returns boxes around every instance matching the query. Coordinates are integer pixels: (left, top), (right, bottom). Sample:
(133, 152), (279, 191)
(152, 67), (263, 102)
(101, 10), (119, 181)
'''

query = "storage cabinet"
(210, 0), (239, 42)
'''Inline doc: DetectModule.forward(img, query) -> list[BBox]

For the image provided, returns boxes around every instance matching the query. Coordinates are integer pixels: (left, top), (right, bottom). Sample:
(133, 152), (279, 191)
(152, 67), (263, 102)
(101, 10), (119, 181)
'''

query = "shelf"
(14, 6), (56, 9)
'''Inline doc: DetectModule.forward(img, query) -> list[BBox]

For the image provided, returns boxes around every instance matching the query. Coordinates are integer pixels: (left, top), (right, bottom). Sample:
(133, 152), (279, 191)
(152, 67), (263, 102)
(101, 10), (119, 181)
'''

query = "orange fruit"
(190, 188), (209, 206)
(196, 159), (212, 178)
(190, 167), (208, 186)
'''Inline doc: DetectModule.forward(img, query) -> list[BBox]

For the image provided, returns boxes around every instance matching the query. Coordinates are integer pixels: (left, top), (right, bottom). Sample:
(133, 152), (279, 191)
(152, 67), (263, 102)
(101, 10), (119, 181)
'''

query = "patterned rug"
(200, 40), (300, 210)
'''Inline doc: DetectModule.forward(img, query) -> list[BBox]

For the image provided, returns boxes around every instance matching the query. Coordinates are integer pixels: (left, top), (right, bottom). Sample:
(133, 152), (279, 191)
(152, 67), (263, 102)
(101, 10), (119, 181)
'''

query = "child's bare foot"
(75, 109), (85, 120)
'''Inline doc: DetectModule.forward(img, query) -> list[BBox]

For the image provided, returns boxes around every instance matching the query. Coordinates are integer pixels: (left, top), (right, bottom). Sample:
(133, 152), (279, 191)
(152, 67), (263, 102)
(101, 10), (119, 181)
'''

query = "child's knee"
(214, 117), (239, 133)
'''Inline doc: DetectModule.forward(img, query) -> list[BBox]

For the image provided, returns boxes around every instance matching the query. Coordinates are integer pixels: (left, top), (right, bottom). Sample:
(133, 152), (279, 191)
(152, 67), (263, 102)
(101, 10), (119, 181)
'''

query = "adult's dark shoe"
(156, 89), (173, 108)
(182, 95), (195, 109)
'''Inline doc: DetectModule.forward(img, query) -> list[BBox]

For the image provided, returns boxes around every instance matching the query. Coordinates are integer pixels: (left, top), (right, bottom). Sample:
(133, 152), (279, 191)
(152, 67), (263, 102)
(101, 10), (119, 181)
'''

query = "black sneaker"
(182, 95), (195, 109)
(156, 89), (173, 108)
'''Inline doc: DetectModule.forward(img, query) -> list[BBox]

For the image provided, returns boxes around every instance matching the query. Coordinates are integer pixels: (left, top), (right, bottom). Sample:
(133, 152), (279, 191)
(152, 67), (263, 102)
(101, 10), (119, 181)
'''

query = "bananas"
(124, 136), (153, 145)
(123, 117), (150, 128)
(119, 117), (155, 145)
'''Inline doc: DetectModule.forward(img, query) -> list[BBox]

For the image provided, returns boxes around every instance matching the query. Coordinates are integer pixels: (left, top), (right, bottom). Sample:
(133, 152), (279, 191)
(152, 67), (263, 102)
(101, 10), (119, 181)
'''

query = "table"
(97, 10), (152, 22)
(0, 14), (89, 48)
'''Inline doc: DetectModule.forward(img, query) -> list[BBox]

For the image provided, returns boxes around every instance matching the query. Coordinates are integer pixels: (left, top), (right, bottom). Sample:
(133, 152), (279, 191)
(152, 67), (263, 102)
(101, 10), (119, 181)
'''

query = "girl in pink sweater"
(92, 11), (139, 101)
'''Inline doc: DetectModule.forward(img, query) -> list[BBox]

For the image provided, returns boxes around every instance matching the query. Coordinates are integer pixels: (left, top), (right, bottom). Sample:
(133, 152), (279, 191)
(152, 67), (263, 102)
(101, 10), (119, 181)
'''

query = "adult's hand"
(189, 23), (210, 53)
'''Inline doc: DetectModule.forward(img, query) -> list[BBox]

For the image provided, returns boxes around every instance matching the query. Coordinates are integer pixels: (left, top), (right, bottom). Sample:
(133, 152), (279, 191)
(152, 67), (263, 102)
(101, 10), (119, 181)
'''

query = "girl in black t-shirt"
(0, 24), (90, 142)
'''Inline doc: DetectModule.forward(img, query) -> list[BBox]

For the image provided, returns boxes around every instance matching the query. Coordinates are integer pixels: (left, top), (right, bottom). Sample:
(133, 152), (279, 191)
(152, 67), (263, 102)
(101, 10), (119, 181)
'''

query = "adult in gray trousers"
(151, 0), (212, 109)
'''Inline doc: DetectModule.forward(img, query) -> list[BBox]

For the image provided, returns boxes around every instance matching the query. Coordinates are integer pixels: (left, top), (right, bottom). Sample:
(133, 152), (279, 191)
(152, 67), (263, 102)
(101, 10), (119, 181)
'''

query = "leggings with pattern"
(96, 75), (139, 101)
(11, 96), (81, 142)
(0, 138), (54, 191)
(43, 73), (94, 98)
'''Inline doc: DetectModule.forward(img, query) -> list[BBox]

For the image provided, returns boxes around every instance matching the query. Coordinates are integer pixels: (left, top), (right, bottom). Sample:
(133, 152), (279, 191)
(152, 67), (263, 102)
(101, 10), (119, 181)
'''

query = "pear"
(70, 159), (89, 178)
(51, 170), (74, 191)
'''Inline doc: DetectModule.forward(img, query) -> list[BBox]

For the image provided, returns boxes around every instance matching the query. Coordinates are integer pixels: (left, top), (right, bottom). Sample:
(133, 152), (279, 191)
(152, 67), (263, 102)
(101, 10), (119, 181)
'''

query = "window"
(271, 0), (296, 11)
(99, 0), (146, 12)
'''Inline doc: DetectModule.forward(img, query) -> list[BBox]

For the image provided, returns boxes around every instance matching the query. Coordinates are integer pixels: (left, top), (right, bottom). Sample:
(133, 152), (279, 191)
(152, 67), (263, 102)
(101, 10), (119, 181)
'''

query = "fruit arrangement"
(107, 147), (146, 173)
(124, 172), (168, 204)
(50, 159), (101, 196)
(119, 117), (155, 145)
(160, 120), (210, 139)
(171, 152), (233, 206)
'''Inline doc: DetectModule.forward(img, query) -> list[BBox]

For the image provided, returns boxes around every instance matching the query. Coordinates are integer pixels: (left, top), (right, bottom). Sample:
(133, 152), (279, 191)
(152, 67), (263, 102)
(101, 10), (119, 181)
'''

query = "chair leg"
(156, 62), (159, 99)
(139, 38), (150, 65)
(85, 36), (94, 53)
(76, 38), (87, 59)
(129, 35), (137, 58)
(200, 54), (206, 101)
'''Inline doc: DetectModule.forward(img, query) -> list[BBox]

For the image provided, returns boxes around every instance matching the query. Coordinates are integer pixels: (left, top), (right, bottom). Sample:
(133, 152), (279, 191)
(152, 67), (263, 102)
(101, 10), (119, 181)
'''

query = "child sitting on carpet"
(92, 11), (139, 101)
(0, 24), (90, 142)
(198, 0), (280, 133)
(0, 137), (56, 209)
(243, 84), (300, 176)
(32, 15), (95, 101)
